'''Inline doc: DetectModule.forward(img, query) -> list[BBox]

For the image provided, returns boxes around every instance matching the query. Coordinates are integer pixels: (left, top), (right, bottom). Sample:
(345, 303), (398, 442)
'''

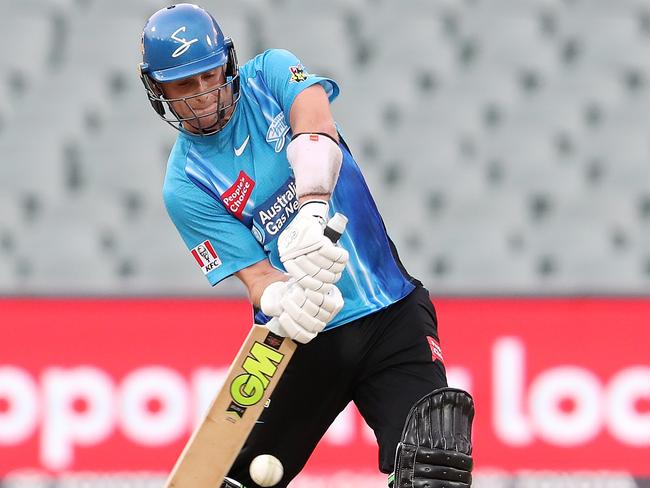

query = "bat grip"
(323, 212), (347, 243)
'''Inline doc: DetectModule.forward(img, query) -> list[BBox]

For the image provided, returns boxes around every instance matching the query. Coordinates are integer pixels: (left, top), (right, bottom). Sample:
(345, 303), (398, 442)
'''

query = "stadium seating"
(2, 0), (650, 295)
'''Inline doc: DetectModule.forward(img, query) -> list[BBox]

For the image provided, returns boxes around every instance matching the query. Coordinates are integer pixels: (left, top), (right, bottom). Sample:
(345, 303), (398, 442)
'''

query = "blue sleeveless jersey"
(163, 49), (415, 329)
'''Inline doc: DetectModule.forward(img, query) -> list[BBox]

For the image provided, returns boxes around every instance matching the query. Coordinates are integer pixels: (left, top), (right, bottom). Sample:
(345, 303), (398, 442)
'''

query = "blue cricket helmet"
(139, 3), (240, 135)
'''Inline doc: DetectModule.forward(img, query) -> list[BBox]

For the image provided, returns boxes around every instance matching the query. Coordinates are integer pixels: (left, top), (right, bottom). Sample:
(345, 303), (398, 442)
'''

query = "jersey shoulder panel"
(239, 49), (340, 117)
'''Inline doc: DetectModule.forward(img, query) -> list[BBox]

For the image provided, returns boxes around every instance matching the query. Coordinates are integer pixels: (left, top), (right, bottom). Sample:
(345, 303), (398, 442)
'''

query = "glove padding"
(260, 280), (344, 344)
(278, 203), (349, 291)
(283, 245), (348, 290)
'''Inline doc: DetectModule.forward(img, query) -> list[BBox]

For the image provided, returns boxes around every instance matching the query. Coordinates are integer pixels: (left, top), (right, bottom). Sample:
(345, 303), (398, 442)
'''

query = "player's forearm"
(249, 271), (288, 308)
(235, 261), (289, 308)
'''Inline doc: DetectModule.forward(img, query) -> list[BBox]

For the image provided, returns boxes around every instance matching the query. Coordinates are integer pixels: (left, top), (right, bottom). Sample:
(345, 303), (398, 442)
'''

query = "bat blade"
(164, 325), (297, 488)
(165, 213), (347, 487)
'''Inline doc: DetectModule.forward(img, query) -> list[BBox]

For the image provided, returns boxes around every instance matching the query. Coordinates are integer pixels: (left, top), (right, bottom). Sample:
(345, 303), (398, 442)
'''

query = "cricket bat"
(165, 213), (348, 488)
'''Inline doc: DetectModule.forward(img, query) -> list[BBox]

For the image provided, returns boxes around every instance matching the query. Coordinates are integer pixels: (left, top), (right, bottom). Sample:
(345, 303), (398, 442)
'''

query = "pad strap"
(394, 444), (472, 488)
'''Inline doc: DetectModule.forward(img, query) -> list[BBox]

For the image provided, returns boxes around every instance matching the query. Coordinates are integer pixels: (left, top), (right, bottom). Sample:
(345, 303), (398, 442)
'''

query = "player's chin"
(193, 112), (220, 129)
(199, 111), (219, 123)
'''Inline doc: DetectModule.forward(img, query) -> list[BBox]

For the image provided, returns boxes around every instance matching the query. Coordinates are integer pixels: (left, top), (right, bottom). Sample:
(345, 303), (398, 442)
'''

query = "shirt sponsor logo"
(252, 178), (299, 244)
(266, 112), (289, 153)
(427, 336), (444, 363)
(221, 171), (255, 221)
(191, 240), (222, 274)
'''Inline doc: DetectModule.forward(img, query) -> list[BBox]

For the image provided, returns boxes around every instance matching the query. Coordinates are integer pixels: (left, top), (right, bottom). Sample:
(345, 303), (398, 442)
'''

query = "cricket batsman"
(139, 4), (474, 487)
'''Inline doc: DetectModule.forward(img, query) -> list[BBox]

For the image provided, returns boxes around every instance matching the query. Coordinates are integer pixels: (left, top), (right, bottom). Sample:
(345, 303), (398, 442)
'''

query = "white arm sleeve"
(286, 133), (343, 198)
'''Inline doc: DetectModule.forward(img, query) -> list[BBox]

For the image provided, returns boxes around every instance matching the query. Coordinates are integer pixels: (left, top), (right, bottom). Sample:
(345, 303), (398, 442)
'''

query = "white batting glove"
(278, 201), (349, 291)
(260, 280), (344, 344)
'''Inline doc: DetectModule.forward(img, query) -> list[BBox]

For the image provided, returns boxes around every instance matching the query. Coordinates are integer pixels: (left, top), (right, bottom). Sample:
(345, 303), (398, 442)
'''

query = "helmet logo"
(171, 26), (198, 58)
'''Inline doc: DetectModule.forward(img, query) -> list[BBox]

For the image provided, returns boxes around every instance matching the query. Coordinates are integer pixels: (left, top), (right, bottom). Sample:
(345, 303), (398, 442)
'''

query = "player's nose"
(197, 77), (210, 92)
(194, 81), (215, 104)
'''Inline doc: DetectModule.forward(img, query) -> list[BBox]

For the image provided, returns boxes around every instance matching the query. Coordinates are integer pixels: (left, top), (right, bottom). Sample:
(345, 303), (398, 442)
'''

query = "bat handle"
(323, 212), (347, 243)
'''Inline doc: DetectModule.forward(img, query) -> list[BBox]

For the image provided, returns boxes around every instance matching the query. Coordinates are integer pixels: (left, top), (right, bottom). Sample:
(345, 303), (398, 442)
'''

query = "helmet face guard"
(141, 43), (240, 136)
(139, 3), (240, 136)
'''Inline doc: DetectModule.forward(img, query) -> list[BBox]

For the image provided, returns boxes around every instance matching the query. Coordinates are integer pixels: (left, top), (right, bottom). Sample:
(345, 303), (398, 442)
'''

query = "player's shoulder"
(241, 49), (300, 76)
(163, 136), (191, 192)
(162, 137), (215, 214)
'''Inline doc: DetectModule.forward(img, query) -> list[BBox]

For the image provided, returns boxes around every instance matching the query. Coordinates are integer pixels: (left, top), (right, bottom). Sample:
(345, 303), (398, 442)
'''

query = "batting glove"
(260, 280), (344, 344)
(278, 201), (349, 291)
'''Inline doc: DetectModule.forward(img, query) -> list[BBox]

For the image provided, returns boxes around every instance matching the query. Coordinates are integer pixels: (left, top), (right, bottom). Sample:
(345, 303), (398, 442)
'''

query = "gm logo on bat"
(227, 335), (285, 419)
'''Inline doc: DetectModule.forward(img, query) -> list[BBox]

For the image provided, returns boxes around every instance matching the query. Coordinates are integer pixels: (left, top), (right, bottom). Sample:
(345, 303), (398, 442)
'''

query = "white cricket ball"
(249, 454), (284, 487)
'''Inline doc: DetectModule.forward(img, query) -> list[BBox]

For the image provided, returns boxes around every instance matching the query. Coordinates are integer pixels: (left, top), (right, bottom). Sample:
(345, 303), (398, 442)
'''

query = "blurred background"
(0, 0), (649, 486)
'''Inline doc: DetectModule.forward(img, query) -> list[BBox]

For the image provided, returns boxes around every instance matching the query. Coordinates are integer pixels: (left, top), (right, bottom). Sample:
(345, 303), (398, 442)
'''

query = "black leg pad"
(393, 388), (475, 488)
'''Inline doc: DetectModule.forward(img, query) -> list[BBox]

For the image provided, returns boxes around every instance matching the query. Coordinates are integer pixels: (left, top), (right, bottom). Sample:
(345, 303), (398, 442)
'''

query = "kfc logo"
(190, 240), (222, 274)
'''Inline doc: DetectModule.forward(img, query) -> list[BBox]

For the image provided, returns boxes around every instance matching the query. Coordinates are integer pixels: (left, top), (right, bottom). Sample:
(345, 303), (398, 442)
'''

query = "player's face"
(161, 67), (234, 133)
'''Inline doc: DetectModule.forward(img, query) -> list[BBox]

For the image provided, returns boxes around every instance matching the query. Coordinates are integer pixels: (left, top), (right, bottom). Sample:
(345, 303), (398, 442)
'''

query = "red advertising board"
(0, 298), (648, 479)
